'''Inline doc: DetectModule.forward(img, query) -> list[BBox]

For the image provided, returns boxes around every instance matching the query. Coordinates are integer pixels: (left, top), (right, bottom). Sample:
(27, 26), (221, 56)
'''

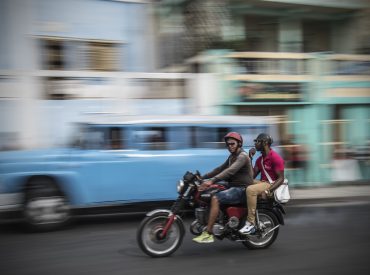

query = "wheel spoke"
(245, 212), (278, 247)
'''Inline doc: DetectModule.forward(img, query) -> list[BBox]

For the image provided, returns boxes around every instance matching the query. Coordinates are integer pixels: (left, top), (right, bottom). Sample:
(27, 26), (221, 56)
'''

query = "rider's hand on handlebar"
(195, 174), (202, 181)
(198, 180), (213, 191)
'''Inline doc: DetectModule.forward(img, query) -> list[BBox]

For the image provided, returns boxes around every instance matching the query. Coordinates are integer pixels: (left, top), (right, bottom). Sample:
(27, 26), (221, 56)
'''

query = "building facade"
(163, 0), (370, 185)
(0, 0), (192, 149)
(0, 0), (369, 186)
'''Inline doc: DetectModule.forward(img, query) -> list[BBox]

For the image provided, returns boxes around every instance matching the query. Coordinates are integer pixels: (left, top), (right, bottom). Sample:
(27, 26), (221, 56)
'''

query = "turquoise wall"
(342, 105), (369, 146)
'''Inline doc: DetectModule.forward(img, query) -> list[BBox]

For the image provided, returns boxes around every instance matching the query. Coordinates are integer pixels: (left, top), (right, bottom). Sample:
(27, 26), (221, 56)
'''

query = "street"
(1, 201), (369, 275)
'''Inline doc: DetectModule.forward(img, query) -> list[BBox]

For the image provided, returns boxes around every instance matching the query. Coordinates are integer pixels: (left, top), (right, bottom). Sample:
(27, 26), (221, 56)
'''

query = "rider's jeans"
(246, 180), (271, 224)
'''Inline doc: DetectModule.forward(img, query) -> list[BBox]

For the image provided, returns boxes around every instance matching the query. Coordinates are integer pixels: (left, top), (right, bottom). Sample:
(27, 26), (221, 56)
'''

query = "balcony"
(216, 51), (370, 105)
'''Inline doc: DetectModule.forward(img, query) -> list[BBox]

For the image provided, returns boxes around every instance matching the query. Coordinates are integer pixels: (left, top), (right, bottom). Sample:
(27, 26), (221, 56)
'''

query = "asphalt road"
(1, 201), (369, 275)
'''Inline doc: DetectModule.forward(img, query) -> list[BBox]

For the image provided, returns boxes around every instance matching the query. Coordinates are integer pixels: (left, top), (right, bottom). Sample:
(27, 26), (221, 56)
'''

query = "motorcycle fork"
(160, 214), (176, 238)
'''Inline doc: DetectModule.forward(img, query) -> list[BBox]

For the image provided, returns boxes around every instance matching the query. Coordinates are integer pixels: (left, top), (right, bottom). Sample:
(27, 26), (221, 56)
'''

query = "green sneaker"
(192, 231), (214, 243)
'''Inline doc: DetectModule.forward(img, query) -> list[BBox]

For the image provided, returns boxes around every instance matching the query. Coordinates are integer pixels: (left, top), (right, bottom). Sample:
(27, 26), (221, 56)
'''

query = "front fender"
(258, 204), (285, 225)
(272, 205), (285, 225)
(146, 209), (184, 224)
(146, 209), (173, 216)
(2, 171), (84, 206)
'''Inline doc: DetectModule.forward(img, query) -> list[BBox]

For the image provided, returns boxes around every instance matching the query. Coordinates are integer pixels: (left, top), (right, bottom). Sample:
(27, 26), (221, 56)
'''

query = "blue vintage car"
(0, 115), (276, 231)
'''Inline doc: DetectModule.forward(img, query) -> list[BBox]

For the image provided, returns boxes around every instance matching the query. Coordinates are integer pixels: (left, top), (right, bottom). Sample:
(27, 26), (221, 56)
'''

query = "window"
(79, 127), (106, 150)
(42, 40), (65, 70)
(234, 126), (269, 148)
(87, 42), (119, 71)
(128, 79), (186, 99)
(303, 20), (331, 53)
(40, 38), (121, 71)
(78, 126), (126, 150)
(192, 127), (229, 149)
(167, 127), (190, 149)
(108, 127), (124, 150)
(239, 82), (302, 102)
(133, 127), (168, 150)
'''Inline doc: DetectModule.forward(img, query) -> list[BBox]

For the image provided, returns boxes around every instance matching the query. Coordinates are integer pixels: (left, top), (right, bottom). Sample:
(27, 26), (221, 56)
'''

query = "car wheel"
(23, 178), (70, 232)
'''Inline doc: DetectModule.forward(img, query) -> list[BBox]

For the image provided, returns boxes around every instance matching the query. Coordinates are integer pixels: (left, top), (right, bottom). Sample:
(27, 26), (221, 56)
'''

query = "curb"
(287, 196), (370, 207)
(289, 184), (370, 200)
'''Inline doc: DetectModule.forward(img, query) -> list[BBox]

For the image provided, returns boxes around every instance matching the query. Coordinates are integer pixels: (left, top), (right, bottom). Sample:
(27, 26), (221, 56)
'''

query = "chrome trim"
(177, 180), (185, 194)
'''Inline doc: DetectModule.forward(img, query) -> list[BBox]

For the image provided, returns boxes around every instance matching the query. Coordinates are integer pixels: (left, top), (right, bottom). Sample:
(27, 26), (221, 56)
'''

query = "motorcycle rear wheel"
(242, 209), (279, 249)
(137, 213), (185, 257)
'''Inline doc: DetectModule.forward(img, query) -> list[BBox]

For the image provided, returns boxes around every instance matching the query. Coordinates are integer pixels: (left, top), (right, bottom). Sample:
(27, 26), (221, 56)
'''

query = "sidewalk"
(290, 182), (370, 202)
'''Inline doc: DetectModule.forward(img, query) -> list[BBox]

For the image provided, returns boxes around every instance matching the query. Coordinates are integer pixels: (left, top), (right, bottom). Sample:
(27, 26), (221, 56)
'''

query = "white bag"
(261, 159), (291, 203)
(274, 178), (290, 203)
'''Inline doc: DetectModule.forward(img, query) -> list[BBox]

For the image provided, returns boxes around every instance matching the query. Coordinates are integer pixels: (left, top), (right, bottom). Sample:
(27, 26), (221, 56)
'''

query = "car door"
(109, 125), (228, 202)
(65, 125), (106, 205)
(97, 126), (179, 203)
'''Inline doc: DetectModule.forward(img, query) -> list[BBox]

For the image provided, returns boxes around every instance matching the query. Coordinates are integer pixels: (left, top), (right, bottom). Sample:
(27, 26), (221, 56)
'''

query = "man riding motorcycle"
(192, 132), (254, 243)
(239, 133), (285, 235)
(137, 132), (287, 257)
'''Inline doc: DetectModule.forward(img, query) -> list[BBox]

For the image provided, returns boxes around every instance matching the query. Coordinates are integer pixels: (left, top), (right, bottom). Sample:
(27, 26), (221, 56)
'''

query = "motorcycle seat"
(222, 203), (246, 208)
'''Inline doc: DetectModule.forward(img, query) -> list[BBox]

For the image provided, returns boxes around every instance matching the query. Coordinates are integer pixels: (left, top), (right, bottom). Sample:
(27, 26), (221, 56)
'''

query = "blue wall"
(0, 0), (10, 69)
(33, 0), (125, 41)
(0, 0), (153, 71)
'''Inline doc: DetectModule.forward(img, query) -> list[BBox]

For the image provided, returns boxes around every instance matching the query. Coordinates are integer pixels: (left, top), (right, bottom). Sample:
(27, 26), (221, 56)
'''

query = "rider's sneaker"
(192, 231), (214, 243)
(239, 221), (256, 235)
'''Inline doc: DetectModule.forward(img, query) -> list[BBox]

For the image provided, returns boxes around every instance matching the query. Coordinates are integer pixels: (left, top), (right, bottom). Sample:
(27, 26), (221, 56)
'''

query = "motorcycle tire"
(137, 212), (185, 258)
(242, 209), (279, 249)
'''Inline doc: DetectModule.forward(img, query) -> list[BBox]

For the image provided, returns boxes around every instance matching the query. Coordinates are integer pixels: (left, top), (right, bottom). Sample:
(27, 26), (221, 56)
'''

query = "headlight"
(177, 180), (185, 194)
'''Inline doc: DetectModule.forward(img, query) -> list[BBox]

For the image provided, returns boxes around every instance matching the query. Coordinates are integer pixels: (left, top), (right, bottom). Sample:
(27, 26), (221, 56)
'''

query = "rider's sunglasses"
(226, 142), (237, 147)
(254, 139), (262, 143)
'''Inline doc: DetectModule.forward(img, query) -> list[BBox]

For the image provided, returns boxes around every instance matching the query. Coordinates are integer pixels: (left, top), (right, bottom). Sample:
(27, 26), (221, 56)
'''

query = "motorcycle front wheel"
(137, 213), (185, 257)
(242, 209), (279, 249)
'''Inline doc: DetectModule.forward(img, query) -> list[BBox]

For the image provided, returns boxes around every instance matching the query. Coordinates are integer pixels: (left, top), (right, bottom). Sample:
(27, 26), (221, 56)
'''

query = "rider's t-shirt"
(203, 149), (254, 188)
(255, 149), (284, 183)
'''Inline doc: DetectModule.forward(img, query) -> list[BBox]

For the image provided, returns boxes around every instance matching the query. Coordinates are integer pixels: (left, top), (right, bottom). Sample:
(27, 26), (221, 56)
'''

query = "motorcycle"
(137, 171), (286, 257)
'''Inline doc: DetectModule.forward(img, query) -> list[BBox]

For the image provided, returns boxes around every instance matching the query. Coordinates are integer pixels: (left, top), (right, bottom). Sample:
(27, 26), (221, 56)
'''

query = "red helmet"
(224, 132), (243, 146)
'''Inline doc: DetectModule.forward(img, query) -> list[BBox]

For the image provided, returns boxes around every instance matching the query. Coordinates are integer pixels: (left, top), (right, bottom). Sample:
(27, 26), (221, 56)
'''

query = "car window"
(133, 127), (168, 150)
(192, 127), (229, 149)
(167, 127), (190, 150)
(108, 127), (126, 150)
(234, 126), (269, 147)
(80, 127), (106, 150)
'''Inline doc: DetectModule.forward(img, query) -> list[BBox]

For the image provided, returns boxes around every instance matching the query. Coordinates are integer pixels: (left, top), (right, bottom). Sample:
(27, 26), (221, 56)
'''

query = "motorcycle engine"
(212, 223), (224, 236)
(195, 207), (208, 225)
(227, 216), (240, 229)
